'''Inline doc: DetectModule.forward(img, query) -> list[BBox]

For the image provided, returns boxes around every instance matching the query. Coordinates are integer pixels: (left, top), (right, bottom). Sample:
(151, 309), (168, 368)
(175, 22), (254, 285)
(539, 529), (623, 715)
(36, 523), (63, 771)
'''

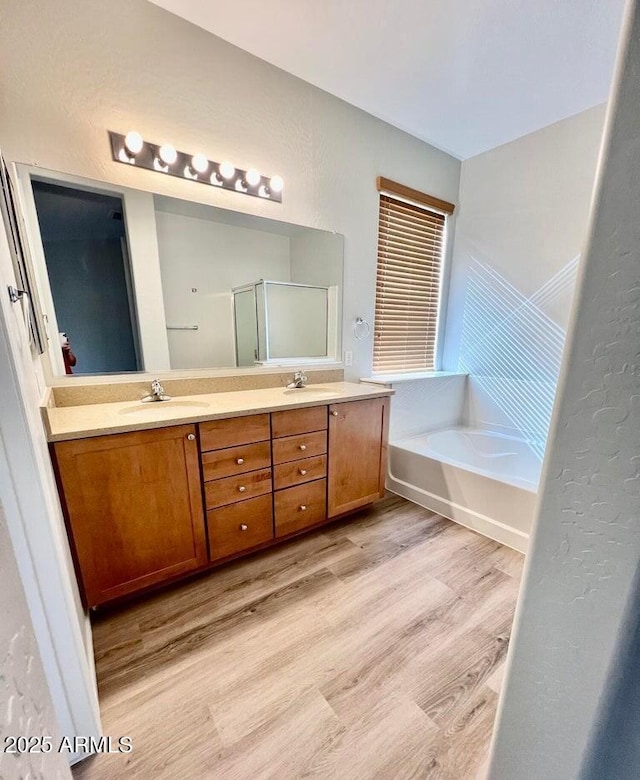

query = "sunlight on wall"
(388, 374), (467, 440)
(458, 257), (579, 458)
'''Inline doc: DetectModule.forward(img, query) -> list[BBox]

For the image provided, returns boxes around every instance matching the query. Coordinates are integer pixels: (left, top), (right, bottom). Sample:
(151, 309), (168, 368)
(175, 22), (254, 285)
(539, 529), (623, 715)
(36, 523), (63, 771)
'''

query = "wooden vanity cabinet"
(52, 424), (207, 607)
(271, 406), (328, 538)
(328, 397), (389, 518)
(200, 414), (274, 562)
(53, 395), (389, 608)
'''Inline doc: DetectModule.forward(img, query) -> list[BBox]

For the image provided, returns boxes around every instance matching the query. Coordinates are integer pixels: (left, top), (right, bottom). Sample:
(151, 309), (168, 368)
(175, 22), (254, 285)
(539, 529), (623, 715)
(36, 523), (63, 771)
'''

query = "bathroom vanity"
(17, 163), (390, 609)
(47, 383), (391, 608)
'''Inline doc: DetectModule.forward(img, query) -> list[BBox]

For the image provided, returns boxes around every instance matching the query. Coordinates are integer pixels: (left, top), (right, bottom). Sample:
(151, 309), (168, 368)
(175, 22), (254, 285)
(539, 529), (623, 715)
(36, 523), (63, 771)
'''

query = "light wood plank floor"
(73, 494), (523, 780)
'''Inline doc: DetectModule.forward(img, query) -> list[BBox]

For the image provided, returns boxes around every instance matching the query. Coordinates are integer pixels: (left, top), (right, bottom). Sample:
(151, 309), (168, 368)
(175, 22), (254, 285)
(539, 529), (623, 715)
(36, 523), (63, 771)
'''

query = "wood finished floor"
(72, 494), (523, 780)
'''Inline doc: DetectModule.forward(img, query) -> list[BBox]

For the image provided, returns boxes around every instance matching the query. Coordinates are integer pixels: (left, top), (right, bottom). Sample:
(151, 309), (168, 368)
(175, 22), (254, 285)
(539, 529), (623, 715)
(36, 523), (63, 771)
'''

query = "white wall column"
(122, 189), (171, 370)
(487, 1), (640, 776)
(0, 201), (101, 764)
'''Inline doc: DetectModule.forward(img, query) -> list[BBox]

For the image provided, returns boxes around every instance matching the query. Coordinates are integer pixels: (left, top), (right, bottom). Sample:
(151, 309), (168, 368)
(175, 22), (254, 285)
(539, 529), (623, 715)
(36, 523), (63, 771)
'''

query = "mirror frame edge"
(14, 163), (345, 386)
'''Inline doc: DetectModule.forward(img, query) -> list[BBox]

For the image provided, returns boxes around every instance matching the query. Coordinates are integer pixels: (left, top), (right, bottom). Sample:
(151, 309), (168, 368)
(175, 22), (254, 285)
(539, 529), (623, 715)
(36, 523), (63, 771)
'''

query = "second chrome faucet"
(286, 370), (308, 389)
(142, 379), (172, 402)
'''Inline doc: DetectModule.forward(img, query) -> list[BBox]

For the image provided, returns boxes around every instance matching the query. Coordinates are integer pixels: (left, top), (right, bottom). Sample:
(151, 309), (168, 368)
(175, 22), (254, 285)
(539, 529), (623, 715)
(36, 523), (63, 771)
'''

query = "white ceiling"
(149, 0), (625, 159)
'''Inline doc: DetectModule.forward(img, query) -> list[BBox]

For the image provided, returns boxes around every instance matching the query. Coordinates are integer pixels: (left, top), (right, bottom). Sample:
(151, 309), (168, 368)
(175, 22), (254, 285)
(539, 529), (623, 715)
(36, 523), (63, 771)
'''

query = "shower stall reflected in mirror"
(232, 280), (338, 366)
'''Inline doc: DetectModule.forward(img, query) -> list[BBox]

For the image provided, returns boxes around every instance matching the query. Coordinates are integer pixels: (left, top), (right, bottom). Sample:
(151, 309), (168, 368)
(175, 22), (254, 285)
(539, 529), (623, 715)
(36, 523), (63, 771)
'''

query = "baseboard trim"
(387, 474), (529, 554)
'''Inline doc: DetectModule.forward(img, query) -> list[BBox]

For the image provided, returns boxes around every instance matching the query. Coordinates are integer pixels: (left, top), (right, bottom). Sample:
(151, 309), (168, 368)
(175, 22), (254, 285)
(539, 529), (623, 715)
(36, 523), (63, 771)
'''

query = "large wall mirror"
(17, 165), (343, 378)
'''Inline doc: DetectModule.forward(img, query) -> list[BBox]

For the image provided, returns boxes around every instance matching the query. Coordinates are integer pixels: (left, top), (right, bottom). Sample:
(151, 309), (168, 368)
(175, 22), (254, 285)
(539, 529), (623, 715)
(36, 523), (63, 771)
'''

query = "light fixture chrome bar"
(108, 131), (283, 203)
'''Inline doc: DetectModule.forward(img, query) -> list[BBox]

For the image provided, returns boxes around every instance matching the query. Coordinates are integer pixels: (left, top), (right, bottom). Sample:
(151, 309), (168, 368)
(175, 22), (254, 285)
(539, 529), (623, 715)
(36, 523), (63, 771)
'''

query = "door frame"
(0, 209), (101, 764)
(17, 166), (146, 376)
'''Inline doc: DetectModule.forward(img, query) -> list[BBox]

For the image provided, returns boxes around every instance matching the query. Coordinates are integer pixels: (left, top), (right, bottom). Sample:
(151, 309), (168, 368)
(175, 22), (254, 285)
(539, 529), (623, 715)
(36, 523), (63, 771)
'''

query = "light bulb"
(191, 153), (208, 174)
(159, 144), (177, 165)
(118, 148), (135, 164)
(245, 168), (261, 187)
(269, 175), (284, 193)
(124, 131), (143, 156)
(218, 161), (235, 180)
(258, 185), (270, 198)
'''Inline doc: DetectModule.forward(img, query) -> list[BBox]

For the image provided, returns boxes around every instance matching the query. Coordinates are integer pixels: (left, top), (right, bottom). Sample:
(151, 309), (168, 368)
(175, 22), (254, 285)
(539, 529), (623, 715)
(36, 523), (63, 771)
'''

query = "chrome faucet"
(142, 379), (172, 402)
(286, 370), (308, 389)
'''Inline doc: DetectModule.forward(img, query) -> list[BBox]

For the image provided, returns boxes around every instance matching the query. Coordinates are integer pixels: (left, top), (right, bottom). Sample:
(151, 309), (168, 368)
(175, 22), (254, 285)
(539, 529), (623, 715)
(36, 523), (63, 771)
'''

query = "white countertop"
(44, 381), (394, 442)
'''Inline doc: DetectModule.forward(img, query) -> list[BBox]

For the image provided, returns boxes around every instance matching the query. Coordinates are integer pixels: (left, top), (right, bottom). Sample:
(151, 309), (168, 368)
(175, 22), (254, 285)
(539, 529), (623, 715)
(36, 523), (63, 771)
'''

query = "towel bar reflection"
(166, 325), (199, 330)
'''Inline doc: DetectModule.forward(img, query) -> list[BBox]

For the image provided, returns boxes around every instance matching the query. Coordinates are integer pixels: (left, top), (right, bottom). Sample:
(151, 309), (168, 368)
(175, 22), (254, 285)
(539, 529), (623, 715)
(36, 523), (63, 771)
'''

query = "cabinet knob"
(238, 485), (246, 493)
(187, 433), (196, 441)
(240, 524), (248, 531)
(300, 469), (307, 476)
(300, 505), (307, 511)
(331, 410), (338, 417)
(236, 458), (244, 465)
(299, 444), (307, 451)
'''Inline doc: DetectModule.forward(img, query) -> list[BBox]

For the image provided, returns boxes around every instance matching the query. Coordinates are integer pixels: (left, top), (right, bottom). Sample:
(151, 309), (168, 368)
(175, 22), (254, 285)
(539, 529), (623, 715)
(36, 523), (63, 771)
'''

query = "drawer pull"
(300, 505), (307, 511)
(187, 433), (196, 441)
(236, 458), (245, 465)
(299, 444), (307, 451)
(299, 469), (307, 476)
(331, 410), (338, 417)
(238, 485), (246, 493)
(240, 523), (248, 531)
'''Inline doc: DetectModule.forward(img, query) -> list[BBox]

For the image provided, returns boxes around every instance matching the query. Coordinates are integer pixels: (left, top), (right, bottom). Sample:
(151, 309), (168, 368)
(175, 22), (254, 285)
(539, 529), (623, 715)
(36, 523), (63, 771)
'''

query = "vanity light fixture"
(257, 175), (285, 198)
(185, 153), (209, 180)
(269, 175), (284, 193)
(108, 131), (284, 203)
(124, 131), (143, 156)
(218, 161), (235, 180)
(159, 144), (178, 165)
(119, 130), (144, 163)
(155, 143), (177, 172)
(245, 168), (261, 187)
(190, 153), (209, 174)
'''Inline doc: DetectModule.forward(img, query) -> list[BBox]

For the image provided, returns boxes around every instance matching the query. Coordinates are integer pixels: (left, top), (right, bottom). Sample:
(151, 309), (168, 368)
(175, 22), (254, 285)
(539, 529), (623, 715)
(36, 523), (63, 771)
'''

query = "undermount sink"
(118, 399), (211, 415)
(282, 386), (342, 397)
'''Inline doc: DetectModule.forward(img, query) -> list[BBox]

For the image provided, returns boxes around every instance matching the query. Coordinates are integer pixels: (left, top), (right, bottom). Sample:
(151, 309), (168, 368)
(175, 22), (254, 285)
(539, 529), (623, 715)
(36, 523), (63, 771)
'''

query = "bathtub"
(387, 427), (541, 552)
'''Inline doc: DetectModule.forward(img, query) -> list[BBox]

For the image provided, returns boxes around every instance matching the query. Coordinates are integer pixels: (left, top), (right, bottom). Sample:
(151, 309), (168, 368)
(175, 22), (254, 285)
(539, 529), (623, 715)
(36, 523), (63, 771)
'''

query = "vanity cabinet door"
(327, 398), (389, 518)
(53, 424), (207, 607)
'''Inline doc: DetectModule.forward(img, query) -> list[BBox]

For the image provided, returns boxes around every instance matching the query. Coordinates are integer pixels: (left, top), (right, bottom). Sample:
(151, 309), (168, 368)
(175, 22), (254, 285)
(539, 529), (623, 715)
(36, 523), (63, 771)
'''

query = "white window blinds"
(373, 178), (454, 374)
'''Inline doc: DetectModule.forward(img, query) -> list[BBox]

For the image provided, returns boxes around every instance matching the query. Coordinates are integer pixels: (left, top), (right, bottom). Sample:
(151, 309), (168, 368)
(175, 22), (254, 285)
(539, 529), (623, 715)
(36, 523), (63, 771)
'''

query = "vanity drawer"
(275, 479), (327, 537)
(274, 454), (327, 490)
(272, 430), (327, 465)
(204, 468), (272, 509)
(207, 494), (274, 561)
(201, 441), (271, 481)
(199, 414), (270, 452)
(271, 406), (327, 438)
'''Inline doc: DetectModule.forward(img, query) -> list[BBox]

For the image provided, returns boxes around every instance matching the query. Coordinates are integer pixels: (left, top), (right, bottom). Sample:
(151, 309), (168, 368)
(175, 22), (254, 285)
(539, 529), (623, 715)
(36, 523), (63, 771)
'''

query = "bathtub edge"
(387, 473), (529, 554)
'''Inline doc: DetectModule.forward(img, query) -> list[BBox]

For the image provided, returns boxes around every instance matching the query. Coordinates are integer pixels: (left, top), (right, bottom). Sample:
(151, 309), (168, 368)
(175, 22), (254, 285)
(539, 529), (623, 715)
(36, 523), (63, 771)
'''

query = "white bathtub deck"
(396, 427), (542, 490)
(388, 426), (541, 552)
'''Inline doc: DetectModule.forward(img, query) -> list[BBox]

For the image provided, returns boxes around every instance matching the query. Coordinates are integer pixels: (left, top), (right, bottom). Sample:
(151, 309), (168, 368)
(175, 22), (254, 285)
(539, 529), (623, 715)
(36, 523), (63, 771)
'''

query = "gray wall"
(0, 0), (461, 381)
(487, 1), (640, 776)
(0, 501), (71, 779)
(43, 239), (139, 374)
(581, 567), (640, 780)
(156, 210), (291, 369)
(32, 181), (139, 375)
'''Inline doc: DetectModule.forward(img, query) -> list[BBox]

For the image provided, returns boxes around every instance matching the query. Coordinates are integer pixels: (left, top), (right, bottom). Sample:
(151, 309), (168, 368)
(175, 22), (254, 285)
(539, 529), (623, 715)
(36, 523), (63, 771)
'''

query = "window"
(373, 177), (454, 374)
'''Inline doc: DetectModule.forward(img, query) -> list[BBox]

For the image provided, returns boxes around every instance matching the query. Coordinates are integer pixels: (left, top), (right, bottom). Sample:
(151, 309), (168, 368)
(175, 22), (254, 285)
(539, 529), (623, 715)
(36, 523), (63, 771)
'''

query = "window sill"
(360, 371), (468, 386)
